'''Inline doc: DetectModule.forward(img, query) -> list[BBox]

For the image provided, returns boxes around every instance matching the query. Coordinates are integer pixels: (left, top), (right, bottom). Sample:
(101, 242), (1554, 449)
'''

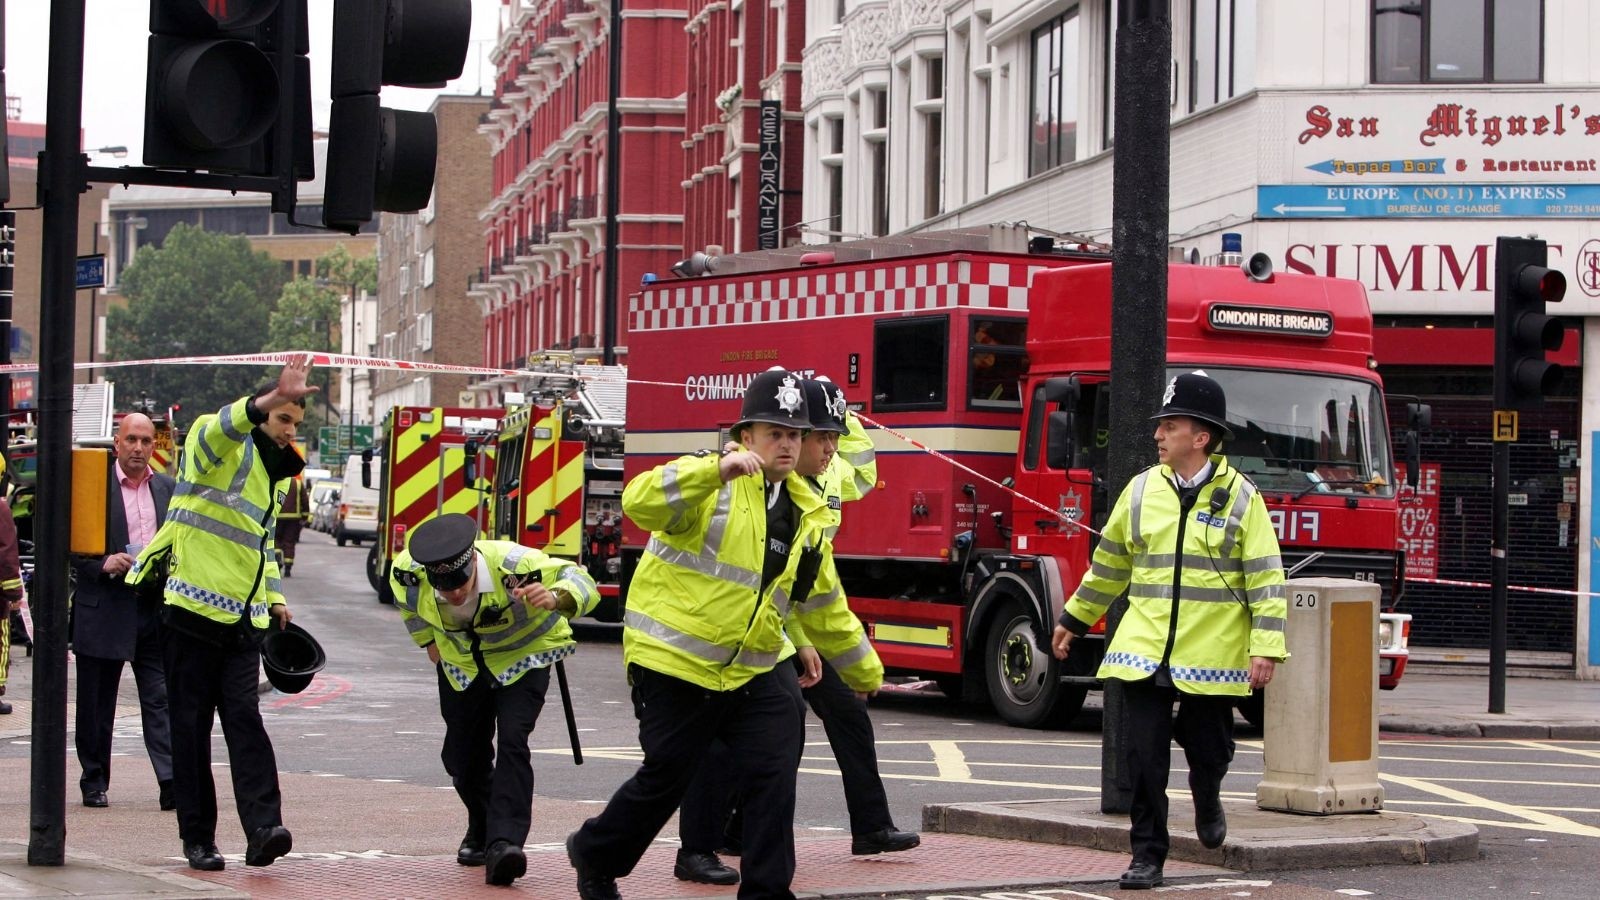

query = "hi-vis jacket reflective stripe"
(1062, 455), (1287, 696)
(789, 412), (884, 693)
(391, 540), (598, 691)
(130, 397), (285, 629)
(623, 449), (827, 692)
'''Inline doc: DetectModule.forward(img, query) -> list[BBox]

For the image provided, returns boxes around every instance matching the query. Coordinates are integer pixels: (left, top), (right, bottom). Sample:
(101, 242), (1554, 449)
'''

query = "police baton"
(507, 570), (583, 765)
(555, 659), (583, 765)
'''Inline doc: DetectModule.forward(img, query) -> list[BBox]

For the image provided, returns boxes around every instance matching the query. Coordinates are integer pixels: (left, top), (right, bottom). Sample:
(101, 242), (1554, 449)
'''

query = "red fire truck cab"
(623, 228), (1418, 727)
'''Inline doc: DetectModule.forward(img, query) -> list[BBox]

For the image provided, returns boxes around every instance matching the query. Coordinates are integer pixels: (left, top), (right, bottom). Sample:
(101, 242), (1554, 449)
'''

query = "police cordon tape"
(1410, 575), (1600, 599)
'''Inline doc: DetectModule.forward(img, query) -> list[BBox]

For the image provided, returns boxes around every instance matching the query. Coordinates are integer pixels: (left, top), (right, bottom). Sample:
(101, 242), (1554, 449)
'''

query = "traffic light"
(1493, 236), (1567, 409)
(323, 0), (473, 233)
(143, 1), (312, 180)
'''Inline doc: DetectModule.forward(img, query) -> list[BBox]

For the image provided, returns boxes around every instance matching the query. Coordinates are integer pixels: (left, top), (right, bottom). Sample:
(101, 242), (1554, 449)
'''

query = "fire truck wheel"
(367, 545), (394, 604)
(983, 603), (1088, 729)
(1235, 690), (1264, 730)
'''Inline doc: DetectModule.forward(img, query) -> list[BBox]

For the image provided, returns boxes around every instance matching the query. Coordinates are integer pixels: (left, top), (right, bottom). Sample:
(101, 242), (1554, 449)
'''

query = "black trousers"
(437, 664), (549, 849)
(571, 665), (803, 900)
(1119, 676), (1236, 867)
(75, 612), (173, 793)
(682, 656), (894, 849)
(163, 628), (283, 846)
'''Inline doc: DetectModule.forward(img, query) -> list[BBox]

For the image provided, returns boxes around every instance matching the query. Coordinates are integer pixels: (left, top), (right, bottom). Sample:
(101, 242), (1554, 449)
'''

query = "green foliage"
(265, 277), (343, 426)
(106, 223), (286, 424)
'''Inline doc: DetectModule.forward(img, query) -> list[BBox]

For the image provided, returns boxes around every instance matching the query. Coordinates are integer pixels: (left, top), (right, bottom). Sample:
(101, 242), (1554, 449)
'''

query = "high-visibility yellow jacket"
(1061, 455), (1287, 696)
(622, 450), (827, 692)
(130, 397), (294, 630)
(390, 540), (598, 690)
(789, 412), (884, 692)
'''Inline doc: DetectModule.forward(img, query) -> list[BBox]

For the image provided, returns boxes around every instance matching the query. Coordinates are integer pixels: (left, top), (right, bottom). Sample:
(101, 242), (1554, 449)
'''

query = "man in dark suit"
(73, 413), (176, 809)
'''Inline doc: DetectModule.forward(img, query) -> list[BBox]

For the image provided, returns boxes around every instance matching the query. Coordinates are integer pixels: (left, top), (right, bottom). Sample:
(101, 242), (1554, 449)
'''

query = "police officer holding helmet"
(1052, 370), (1287, 890)
(392, 512), (599, 887)
(567, 368), (826, 900)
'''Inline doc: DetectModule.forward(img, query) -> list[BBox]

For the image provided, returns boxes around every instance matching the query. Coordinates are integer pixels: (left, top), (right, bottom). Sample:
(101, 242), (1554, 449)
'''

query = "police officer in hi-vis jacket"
(566, 368), (827, 900)
(392, 512), (599, 887)
(1052, 371), (1287, 890)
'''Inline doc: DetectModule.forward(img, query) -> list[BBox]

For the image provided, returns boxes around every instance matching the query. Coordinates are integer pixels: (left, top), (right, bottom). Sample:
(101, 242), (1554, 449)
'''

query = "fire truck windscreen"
(1192, 368), (1396, 498)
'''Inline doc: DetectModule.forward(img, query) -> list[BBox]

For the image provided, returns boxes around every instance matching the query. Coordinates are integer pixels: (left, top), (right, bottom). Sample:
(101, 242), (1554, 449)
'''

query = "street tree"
(106, 223), (287, 423)
(264, 276), (343, 427)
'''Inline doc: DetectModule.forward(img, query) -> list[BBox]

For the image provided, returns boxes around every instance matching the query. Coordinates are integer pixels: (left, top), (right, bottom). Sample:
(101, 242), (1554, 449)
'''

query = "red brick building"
(681, 0), (806, 254)
(472, 0), (688, 369)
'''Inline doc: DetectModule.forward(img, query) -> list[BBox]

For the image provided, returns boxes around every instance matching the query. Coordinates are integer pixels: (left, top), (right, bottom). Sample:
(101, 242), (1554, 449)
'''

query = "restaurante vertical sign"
(758, 100), (782, 249)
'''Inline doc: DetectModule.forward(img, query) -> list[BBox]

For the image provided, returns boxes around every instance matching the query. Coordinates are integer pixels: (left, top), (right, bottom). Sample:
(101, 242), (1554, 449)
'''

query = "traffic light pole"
(1490, 436), (1508, 713)
(1101, 0), (1171, 816)
(601, 0), (625, 367)
(32, 0), (88, 866)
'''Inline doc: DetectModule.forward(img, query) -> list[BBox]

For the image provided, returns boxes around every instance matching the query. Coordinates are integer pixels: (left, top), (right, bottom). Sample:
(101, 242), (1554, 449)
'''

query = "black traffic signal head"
(323, 0), (472, 233)
(1494, 236), (1567, 409)
(143, 1), (312, 180)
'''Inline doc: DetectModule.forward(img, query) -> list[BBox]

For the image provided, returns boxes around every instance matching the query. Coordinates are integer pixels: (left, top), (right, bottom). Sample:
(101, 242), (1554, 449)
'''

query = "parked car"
(309, 479), (342, 533)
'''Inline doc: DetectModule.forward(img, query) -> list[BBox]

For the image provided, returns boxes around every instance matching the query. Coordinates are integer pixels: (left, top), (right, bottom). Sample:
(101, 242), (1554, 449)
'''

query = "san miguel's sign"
(757, 100), (782, 250)
(1281, 92), (1598, 182)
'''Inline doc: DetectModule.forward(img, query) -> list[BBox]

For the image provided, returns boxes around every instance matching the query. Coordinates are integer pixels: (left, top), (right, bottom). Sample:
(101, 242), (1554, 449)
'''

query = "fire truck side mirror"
(1046, 410), (1076, 470)
(360, 448), (373, 490)
(1041, 376), (1080, 405)
(1403, 402), (1430, 490)
(463, 439), (480, 488)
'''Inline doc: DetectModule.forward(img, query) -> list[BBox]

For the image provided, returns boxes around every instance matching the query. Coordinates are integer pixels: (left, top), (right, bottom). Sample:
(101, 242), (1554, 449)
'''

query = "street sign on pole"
(74, 254), (105, 289)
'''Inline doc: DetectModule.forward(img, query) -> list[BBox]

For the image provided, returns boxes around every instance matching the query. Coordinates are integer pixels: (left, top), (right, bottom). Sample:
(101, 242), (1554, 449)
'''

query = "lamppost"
(83, 213), (146, 382)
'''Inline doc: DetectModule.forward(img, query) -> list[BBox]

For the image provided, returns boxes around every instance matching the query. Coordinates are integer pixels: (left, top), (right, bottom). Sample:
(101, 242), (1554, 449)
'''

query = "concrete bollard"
(1256, 577), (1384, 815)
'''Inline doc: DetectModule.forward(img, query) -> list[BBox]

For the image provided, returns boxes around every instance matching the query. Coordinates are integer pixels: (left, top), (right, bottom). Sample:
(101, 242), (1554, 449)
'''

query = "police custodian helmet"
(737, 368), (811, 431)
(408, 513), (480, 591)
(1151, 370), (1234, 440)
(801, 378), (848, 434)
(261, 621), (327, 694)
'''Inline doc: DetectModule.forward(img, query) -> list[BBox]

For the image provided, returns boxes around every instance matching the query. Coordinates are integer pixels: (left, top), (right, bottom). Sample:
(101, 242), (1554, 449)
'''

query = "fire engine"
(622, 226), (1420, 728)
(364, 406), (504, 601)
(485, 359), (628, 620)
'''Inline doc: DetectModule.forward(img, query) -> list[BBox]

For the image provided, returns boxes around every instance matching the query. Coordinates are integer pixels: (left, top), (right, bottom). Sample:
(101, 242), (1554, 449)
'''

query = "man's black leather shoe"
(457, 832), (486, 867)
(0, 699), (12, 714)
(1118, 862), (1164, 889)
(674, 849), (739, 885)
(1195, 801), (1227, 849)
(567, 833), (621, 900)
(244, 825), (292, 867)
(851, 828), (921, 855)
(82, 790), (108, 808)
(158, 781), (175, 812)
(484, 840), (526, 886)
(183, 842), (225, 872)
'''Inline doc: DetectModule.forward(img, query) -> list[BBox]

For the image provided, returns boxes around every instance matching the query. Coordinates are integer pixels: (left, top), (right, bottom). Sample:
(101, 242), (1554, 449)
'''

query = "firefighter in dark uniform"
(394, 513), (599, 887)
(566, 368), (825, 900)
(1051, 371), (1287, 890)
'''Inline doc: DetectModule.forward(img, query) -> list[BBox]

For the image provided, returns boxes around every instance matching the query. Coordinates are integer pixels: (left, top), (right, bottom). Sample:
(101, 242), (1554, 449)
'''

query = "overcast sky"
(5, 1), (503, 165)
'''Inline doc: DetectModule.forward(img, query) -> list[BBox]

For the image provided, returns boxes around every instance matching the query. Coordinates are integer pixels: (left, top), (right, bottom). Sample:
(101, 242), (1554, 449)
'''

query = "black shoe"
(457, 832), (486, 867)
(244, 825), (292, 867)
(183, 842), (225, 872)
(484, 840), (526, 886)
(82, 790), (108, 808)
(851, 827), (921, 855)
(283, 563), (292, 577)
(1119, 862), (1164, 890)
(567, 832), (621, 900)
(0, 699), (11, 714)
(674, 849), (739, 885)
(158, 781), (175, 812)
(1195, 800), (1227, 849)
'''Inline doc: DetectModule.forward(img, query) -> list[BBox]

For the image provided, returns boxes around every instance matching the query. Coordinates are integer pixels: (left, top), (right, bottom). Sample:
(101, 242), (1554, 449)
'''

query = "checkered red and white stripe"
(630, 256), (1046, 332)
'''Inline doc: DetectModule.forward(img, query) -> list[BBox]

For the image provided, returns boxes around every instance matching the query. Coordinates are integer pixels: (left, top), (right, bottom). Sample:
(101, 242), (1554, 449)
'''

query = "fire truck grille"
(1279, 549), (1399, 608)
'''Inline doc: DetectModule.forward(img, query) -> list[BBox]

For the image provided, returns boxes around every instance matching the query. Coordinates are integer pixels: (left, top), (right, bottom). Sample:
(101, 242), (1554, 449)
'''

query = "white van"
(336, 455), (380, 547)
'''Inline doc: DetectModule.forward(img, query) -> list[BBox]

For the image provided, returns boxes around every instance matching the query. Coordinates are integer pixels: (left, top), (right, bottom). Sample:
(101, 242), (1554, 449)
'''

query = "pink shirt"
(118, 461), (158, 549)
